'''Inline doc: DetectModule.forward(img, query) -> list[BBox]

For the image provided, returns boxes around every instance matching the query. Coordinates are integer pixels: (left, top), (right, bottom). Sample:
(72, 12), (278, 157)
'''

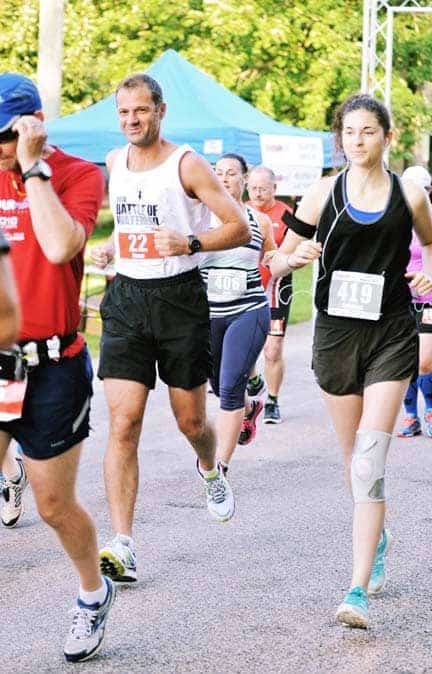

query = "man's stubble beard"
(129, 125), (160, 149)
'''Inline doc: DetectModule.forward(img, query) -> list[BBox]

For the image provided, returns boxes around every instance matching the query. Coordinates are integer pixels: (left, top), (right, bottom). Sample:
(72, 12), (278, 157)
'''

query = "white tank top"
(109, 144), (211, 279)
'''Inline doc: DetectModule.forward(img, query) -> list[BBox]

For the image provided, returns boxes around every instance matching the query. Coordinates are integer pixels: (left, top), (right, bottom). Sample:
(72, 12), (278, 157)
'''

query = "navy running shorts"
(0, 347), (93, 460)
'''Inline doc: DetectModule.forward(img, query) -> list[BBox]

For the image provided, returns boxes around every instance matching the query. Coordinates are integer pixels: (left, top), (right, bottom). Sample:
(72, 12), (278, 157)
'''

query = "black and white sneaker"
(263, 400), (282, 424)
(64, 576), (116, 663)
(246, 374), (266, 398)
(1, 457), (28, 527)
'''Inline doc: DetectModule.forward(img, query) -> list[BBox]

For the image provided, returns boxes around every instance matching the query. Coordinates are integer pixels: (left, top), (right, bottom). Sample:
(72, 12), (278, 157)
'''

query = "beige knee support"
(351, 430), (392, 503)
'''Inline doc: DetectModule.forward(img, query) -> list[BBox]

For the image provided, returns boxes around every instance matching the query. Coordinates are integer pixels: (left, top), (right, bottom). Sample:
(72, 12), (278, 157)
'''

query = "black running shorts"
(312, 311), (418, 396)
(267, 273), (292, 337)
(98, 268), (213, 390)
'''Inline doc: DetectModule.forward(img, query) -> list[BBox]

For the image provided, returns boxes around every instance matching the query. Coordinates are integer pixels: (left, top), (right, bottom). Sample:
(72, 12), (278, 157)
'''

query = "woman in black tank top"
(268, 94), (432, 630)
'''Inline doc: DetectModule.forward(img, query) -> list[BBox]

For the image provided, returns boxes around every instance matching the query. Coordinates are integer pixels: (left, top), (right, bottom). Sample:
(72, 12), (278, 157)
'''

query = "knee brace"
(351, 430), (392, 503)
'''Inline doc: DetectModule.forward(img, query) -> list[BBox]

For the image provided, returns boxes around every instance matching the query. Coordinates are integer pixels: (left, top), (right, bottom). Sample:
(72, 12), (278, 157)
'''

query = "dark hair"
(332, 93), (391, 154)
(115, 73), (163, 106)
(218, 153), (248, 175)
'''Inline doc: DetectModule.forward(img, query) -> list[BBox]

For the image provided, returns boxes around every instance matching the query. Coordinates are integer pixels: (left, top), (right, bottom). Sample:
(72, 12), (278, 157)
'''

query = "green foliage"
(0, 1), (431, 159)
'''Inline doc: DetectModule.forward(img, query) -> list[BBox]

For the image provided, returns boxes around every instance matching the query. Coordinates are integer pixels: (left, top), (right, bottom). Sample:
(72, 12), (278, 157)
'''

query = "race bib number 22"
(118, 231), (162, 260)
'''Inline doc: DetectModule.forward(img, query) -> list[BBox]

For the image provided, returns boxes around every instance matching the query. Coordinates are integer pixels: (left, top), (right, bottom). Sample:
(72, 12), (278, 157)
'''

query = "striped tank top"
(200, 206), (268, 318)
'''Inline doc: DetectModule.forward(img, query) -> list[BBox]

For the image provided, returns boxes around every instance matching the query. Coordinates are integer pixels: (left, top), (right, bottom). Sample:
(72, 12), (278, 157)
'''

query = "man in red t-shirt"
(0, 73), (115, 663)
(246, 166), (293, 424)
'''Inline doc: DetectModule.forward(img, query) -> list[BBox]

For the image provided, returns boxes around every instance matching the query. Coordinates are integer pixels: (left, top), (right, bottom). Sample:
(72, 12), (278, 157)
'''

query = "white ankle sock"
(117, 533), (134, 547)
(10, 459), (23, 483)
(79, 580), (107, 606)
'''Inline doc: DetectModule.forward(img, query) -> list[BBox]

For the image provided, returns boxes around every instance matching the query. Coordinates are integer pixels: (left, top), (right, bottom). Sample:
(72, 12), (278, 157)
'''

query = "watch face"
(191, 238), (201, 253)
(37, 160), (52, 179)
(188, 236), (201, 254)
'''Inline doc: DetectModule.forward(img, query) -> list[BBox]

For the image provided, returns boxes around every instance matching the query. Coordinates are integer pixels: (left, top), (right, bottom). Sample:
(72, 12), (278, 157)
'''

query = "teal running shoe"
(368, 528), (393, 595)
(424, 410), (432, 438)
(336, 586), (369, 629)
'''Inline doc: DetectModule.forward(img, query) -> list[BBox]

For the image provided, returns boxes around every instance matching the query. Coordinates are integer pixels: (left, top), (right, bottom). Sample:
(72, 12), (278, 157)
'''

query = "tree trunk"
(37, 0), (64, 121)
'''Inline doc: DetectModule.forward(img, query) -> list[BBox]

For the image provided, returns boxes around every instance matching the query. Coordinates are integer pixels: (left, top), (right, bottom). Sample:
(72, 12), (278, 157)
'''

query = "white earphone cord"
(277, 159), (387, 307)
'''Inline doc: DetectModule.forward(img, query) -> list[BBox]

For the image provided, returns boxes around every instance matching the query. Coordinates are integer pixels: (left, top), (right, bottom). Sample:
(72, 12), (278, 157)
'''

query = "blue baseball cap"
(0, 73), (42, 132)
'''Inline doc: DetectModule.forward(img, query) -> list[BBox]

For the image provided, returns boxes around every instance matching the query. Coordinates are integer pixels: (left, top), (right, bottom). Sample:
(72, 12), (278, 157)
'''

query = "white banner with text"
(260, 134), (324, 195)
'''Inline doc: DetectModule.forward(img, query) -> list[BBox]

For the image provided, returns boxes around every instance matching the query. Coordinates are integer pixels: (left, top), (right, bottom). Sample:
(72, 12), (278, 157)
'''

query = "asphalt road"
(2, 320), (432, 674)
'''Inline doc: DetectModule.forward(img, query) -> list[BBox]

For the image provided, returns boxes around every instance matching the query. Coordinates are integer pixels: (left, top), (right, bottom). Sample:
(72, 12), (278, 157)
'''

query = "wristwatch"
(187, 235), (202, 255)
(22, 160), (52, 183)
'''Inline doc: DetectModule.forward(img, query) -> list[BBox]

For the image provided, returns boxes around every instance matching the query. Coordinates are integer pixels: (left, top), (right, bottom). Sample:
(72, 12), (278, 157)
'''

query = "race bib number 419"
(328, 270), (384, 321)
(118, 231), (162, 260)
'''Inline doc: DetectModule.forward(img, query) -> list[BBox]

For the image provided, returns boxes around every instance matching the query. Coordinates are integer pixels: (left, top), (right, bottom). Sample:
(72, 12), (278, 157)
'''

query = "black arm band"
(282, 210), (316, 239)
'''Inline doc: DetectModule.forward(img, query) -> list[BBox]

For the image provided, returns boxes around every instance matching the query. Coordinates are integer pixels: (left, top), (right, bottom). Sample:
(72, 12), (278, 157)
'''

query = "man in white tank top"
(91, 73), (250, 583)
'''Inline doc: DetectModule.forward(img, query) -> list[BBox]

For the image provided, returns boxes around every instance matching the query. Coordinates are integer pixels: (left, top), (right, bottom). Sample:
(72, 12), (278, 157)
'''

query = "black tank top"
(315, 169), (413, 317)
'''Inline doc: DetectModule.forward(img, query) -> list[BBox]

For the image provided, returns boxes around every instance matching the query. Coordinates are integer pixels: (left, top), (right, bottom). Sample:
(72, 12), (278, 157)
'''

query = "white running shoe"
(1, 456), (28, 528)
(99, 534), (137, 582)
(64, 576), (116, 663)
(204, 470), (235, 523)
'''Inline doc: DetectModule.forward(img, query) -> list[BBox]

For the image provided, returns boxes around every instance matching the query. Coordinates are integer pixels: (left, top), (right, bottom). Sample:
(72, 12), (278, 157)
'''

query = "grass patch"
(85, 332), (101, 358)
(289, 265), (313, 324)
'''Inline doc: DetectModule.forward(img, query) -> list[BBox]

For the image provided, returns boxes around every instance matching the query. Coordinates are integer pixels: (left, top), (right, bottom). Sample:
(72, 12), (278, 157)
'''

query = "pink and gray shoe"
(397, 414), (421, 438)
(238, 399), (264, 445)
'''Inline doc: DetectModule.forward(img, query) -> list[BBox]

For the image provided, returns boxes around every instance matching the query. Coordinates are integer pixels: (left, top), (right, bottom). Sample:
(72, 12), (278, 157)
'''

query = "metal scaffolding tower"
(361, 0), (432, 115)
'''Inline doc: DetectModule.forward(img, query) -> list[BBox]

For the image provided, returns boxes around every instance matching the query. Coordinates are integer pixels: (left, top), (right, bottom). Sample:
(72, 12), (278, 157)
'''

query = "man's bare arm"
(265, 179), (331, 277)
(14, 115), (87, 264)
(154, 152), (251, 256)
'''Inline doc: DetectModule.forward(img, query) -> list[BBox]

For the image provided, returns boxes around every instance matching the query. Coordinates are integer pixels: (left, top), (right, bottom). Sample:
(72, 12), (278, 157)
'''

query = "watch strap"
(22, 161), (51, 183)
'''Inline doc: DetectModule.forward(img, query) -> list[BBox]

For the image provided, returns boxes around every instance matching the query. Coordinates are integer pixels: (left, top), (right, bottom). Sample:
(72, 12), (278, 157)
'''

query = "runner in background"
(200, 154), (273, 474)
(397, 165), (432, 438)
(246, 166), (293, 424)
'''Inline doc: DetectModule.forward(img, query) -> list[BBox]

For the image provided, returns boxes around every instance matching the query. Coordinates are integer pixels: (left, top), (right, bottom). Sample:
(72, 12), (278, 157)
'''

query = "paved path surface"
(2, 320), (432, 673)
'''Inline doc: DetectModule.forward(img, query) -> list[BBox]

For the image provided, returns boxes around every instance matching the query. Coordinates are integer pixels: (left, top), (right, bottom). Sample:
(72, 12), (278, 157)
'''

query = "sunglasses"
(0, 128), (19, 144)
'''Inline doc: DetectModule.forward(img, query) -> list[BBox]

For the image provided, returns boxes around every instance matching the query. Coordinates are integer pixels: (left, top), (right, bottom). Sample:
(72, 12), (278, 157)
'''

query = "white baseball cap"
(402, 165), (432, 189)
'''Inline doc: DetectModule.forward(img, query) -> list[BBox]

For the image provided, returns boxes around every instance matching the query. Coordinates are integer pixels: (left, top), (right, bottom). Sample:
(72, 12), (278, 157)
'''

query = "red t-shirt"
(0, 147), (104, 352)
(246, 199), (292, 289)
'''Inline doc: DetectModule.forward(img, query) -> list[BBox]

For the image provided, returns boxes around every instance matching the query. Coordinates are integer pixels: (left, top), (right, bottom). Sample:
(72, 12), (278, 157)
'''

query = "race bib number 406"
(118, 231), (162, 260)
(328, 270), (384, 321)
(207, 269), (247, 301)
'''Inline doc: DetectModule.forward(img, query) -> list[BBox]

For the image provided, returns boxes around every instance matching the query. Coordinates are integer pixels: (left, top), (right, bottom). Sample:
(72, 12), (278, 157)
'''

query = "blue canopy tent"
(47, 49), (334, 168)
